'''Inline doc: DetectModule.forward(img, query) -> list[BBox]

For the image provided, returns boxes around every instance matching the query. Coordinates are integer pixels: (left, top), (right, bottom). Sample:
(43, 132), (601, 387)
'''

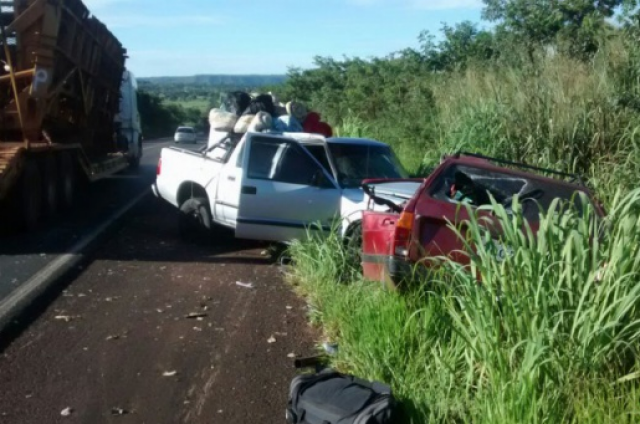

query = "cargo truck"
(0, 0), (142, 232)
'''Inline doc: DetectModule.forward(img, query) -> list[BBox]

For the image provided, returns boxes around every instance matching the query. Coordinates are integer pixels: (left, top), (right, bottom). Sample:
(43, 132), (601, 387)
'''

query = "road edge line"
(0, 188), (151, 331)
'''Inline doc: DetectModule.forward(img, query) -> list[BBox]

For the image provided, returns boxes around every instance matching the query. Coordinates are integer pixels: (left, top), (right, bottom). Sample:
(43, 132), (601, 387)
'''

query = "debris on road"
(185, 312), (208, 319)
(60, 407), (73, 417)
(286, 305), (293, 310)
(54, 315), (78, 322)
(235, 281), (254, 289)
(287, 353), (296, 358)
(267, 335), (277, 344)
(162, 370), (177, 377)
(111, 407), (130, 415)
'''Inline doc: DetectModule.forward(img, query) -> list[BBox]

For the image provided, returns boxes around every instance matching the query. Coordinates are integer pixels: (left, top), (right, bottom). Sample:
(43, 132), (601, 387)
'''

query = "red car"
(361, 152), (604, 288)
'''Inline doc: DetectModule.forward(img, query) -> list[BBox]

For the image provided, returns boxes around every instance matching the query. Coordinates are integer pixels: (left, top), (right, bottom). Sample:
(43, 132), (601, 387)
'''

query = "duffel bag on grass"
(286, 368), (397, 424)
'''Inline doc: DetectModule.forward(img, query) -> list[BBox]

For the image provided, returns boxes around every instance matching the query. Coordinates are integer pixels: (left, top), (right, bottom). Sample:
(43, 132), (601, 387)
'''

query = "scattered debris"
(193, 327), (202, 332)
(156, 309), (164, 313)
(111, 407), (129, 415)
(105, 297), (113, 302)
(275, 332), (288, 337)
(162, 370), (177, 377)
(54, 315), (77, 322)
(186, 312), (207, 319)
(267, 335), (277, 344)
(286, 305), (293, 310)
(60, 407), (73, 417)
(235, 281), (254, 289)
(287, 353), (296, 358)
(106, 335), (120, 341)
(323, 342), (339, 356)
(77, 293), (86, 298)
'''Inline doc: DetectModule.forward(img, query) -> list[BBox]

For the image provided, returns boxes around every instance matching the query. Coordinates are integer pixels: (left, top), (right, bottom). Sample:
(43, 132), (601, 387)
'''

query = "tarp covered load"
(209, 91), (333, 138)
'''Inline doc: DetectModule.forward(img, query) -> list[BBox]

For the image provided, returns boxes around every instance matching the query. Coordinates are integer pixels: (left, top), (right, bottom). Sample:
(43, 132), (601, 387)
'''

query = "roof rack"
(453, 151), (586, 187)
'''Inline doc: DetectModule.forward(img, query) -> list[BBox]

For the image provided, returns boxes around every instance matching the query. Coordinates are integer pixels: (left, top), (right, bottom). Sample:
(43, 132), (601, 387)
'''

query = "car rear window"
(177, 127), (194, 133)
(430, 164), (591, 220)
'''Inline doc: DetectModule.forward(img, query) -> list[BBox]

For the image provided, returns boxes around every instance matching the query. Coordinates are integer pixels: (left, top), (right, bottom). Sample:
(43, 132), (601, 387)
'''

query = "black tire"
(21, 159), (43, 232)
(179, 197), (212, 240)
(58, 152), (76, 210)
(128, 140), (142, 169)
(41, 154), (59, 220)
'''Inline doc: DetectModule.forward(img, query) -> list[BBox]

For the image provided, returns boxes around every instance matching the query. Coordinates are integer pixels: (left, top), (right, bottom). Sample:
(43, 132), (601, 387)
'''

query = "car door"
(236, 134), (342, 243)
(214, 140), (245, 225)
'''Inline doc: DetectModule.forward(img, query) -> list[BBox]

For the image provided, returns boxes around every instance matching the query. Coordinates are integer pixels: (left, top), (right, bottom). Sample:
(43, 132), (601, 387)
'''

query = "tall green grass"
(332, 39), (640, 203)
(288, 190), (640, 423)
(287, 33), (640, 423)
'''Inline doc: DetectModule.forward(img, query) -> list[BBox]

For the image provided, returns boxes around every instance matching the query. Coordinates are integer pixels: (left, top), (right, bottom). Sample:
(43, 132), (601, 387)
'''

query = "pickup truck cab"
(152, 131), (411, 244)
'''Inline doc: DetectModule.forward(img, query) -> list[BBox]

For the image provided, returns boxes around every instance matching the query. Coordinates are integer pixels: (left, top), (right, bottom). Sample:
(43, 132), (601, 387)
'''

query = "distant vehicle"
(174, 127), (197, 144)
(152, 131), (412, 244)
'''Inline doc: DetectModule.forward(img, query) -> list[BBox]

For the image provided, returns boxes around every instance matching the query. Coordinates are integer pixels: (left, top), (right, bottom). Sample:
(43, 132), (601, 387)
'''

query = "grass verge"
(287, 190), (640, 423)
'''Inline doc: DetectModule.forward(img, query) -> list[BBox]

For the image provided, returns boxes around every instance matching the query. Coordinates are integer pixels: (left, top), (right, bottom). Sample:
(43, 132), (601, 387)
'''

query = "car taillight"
(393, 211), (414, 257)
(156, 158), (162, 176)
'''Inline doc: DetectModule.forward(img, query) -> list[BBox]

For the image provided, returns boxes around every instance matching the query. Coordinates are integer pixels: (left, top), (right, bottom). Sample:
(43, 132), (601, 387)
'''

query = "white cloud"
(349, 0), (483, 9)
(99, 15), (224, 28)
(82, 0), (127, 10)
(409, 0), (483, 10)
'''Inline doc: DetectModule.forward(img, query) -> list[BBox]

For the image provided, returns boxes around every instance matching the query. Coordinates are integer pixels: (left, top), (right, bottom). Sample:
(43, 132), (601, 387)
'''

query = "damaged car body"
(361, 152), (605, 288)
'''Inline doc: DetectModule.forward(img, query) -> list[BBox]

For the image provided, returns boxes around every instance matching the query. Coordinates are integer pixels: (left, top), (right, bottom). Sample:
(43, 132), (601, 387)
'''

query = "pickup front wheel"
(179, 197), (212, 240)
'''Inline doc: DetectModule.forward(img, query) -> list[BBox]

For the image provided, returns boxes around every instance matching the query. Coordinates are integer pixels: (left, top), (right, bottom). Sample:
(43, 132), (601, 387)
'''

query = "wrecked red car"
(361, 152), (604, 287)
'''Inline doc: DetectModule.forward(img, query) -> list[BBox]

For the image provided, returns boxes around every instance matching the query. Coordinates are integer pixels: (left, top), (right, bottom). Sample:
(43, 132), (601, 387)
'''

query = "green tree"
(482, 0), (624, 58)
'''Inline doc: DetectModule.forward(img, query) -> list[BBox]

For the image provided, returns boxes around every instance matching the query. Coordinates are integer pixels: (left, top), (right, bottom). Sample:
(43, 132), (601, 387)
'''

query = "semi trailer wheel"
(42, 154), (59, 219)
(58, 152), (76, 210)
(21, 159), (43, 232)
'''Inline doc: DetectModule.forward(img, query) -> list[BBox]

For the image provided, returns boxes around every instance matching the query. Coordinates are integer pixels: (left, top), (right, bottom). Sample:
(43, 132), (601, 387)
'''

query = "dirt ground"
(0, 195), (318, 424)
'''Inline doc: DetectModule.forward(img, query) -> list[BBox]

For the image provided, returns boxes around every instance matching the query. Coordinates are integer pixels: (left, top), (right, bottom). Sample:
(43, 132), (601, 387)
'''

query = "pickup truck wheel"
(179, 197), (212, 240)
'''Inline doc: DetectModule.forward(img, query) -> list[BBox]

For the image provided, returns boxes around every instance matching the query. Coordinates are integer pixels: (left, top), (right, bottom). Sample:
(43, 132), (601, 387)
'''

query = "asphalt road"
(0, 138), (182, 299)
(0, 141), (317, 423)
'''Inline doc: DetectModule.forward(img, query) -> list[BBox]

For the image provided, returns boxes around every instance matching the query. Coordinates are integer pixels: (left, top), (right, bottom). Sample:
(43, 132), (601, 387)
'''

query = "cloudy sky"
(84, 0), (484, 77)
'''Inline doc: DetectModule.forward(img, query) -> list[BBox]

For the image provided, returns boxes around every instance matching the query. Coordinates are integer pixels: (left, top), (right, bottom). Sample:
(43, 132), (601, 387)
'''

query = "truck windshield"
(328, 144), (408, 188)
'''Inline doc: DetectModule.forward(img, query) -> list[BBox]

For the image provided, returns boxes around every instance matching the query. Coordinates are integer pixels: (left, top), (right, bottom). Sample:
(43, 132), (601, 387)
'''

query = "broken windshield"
(328, 144), (408, 188)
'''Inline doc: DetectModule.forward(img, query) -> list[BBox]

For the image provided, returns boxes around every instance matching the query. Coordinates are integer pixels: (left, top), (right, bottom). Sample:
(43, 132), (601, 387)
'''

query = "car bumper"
(362, 253), (415, 285)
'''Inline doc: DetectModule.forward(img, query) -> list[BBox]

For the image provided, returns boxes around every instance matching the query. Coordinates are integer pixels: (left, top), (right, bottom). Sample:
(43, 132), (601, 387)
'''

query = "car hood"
(365, 181), (422, 202)
(340, 180), (422, 222)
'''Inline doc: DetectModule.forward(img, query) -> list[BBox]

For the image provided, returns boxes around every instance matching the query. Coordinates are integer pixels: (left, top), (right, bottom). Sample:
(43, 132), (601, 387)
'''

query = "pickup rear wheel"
(179, 197), (212, 240)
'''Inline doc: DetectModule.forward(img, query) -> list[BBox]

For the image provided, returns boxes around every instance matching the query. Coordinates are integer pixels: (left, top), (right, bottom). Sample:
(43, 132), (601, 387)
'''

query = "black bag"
(221, 91), (251, 116)
(242, 93), (275, 117)
(286, 369), (396, 424)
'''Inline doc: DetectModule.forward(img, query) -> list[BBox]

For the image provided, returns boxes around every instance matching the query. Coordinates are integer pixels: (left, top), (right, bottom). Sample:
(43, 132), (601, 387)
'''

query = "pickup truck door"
(236, 134), (341, 242)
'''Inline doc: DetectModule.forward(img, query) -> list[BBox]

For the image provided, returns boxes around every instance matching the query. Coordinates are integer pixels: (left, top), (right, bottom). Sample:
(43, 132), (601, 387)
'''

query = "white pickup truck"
(152, 131), (418, 244)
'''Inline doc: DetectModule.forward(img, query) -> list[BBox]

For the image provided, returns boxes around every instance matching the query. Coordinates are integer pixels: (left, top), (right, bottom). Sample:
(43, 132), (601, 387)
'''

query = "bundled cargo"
(208, 90), (333, 146)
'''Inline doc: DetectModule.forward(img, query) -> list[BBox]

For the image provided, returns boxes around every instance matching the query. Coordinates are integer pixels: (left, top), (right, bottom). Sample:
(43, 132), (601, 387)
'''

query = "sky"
(83, 0), (484, 77)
